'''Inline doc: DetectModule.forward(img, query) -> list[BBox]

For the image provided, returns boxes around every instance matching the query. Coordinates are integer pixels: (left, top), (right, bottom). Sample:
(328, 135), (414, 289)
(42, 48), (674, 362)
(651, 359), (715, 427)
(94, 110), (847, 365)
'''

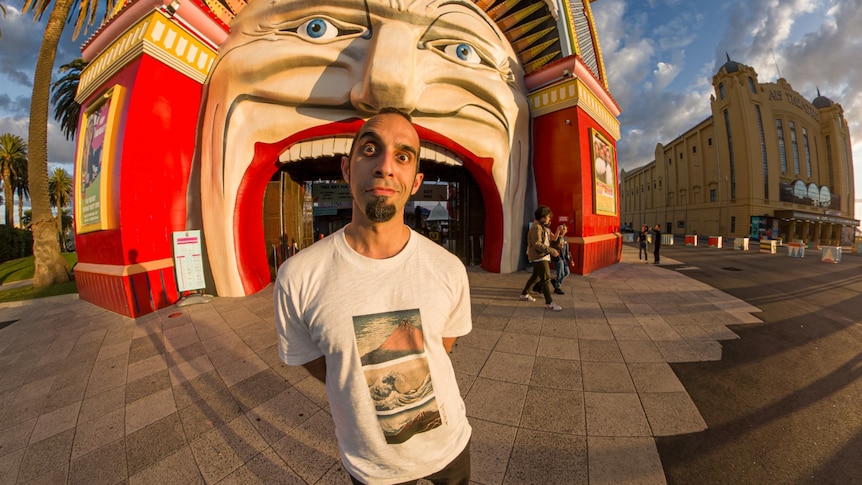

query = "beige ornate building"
(621, 57), (858, 245)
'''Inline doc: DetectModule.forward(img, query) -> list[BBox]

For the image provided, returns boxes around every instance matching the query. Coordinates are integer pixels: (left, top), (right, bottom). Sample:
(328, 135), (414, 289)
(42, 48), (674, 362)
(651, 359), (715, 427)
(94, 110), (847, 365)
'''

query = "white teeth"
(277, 136), (464, 166)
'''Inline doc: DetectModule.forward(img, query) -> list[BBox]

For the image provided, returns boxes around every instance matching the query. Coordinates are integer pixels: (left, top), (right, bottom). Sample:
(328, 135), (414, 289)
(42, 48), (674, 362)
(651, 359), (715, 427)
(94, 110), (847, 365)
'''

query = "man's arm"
(442, 337), (457, 353)
(302, 356), (327, 383)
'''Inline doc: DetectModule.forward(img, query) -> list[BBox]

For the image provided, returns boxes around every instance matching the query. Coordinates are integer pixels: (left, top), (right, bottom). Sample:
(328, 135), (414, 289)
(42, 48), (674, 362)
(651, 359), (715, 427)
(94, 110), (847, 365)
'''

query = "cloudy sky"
(1, 0), (860, 223)
(590, 0), (862, 222)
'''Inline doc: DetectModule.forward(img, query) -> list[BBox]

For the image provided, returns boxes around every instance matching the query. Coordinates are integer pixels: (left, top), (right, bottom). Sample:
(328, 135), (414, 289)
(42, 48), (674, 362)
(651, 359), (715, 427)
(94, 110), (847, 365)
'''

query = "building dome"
(719, 53), (742, 73)
(812, 88), (834, 108)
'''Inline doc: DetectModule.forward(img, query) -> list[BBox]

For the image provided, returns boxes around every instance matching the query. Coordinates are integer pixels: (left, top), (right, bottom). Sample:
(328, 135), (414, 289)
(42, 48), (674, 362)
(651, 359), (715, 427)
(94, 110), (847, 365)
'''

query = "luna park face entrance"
(262, 160), (485, 276)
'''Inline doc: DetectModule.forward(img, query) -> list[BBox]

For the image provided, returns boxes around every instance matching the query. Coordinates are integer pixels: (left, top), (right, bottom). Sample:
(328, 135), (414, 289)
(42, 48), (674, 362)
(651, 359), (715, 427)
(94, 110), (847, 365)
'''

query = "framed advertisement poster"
(75, 85), (124, 233)
(590, 128), (617, 216)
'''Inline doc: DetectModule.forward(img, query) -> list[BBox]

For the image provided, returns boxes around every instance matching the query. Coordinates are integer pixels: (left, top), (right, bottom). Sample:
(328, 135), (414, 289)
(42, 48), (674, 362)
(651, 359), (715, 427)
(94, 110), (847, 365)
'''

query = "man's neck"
(344, 216), (411, 259)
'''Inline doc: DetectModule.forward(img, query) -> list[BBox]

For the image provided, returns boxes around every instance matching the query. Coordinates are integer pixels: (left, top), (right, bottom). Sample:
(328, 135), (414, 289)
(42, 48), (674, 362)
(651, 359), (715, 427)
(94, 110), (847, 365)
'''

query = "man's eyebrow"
(395, 142), (418, 157)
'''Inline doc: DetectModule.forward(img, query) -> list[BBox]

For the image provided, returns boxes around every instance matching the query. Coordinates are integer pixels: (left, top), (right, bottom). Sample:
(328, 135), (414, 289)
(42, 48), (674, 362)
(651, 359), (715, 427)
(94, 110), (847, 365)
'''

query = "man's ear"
(341, 155), (350, 182)
(410, 172), (425, 195)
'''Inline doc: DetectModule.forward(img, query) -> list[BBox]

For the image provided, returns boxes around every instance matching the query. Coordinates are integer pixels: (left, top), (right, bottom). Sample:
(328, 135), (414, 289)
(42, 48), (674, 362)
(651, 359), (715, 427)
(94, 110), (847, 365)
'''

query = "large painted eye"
(298, 18), (337, 40)
(443, 43), (482, 64)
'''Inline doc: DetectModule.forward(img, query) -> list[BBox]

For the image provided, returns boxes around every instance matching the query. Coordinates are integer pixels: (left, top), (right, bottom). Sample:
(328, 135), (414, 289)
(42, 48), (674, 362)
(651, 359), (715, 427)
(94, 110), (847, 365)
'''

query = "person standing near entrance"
(274, 110), (472, 484)
(551, 223), (571, 294)
(652, 224), (662, 264)
(638, 225), (649, 262)
(519, 206), (563, 311)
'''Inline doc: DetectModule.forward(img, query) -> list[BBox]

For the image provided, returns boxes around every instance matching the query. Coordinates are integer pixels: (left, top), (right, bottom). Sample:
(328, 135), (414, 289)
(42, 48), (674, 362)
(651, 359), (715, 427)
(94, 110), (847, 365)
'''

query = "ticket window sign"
(173, 231), (206, 292)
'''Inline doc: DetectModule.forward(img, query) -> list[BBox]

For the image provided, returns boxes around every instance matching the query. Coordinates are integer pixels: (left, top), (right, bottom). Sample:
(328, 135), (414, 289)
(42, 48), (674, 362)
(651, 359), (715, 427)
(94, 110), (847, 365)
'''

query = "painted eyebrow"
(430, 0), (502, 41)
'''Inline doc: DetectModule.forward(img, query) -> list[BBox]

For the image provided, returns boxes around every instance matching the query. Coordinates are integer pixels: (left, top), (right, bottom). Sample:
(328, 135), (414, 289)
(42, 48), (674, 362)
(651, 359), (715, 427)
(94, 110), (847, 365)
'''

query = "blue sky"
(1, 0), (860, 226)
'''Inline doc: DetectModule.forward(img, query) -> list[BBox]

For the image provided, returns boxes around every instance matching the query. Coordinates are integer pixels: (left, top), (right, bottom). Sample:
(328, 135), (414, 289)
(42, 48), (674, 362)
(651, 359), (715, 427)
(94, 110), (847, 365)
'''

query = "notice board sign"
(173, 231), (206, 292)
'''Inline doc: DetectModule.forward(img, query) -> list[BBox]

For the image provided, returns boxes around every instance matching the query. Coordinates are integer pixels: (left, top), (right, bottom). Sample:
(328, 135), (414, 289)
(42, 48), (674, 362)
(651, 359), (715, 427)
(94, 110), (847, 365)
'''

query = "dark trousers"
(639, 244), (648, 260)
(349, 441), (471, 485)
(522, 260), (552, 304)
(654, 245), (661, 262)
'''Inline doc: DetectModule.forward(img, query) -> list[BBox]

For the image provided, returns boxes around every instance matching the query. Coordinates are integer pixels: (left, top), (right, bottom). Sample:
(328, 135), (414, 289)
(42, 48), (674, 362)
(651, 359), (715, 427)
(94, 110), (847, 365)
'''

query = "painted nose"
(350, 22), (418, 114)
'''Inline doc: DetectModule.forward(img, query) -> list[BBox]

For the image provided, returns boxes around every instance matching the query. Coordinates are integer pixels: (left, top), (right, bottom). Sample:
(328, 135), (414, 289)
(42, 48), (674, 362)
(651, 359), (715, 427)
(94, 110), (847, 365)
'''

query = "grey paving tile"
(588, 436), (666, 485)
(0, 418), (35, 458)
(465, 378), (528, 427)
(611, 324), (651, 341)
(536, 335), (579, 360)
(0, 448), (24, 485)
(40, 378), (87, 414)
(642, 324), (682, 341)
(256, 344), (310, 385)
(217, 352), (270, 387)
(449, 344), (492, 376)
(168, 354), (215, 386)
(472, 314), (509, 332)
(165, 341), (209, 368)
(125, 413), (187, 476)
(29, 400), (81, 444)
(128, 445), (204, 485)
(78, 385), (125, 424)
(503, 317), (544, 336)
(654, 341), (701, 362)
(580, 339), (624, 362)
(72, 407), (124, 459)
(17, 428), (74, 482)
(530, 357), (582, 390)
(688, 340), (724, 361)
(640, 391), (707, 436)
(292, 375), (329, 410)
(618, 340), (666, 363)
(584, 392), (651, 437)
(576, 323), (614, 340)
(539, 318), (579, 339)
(469, 418), (517, 485)
(272, 411), (340, 484)
(164, 323), (201, 353)
(627, 363), (687, 393)
(479, 351), (534, 384)
(521, 386), (585, 434)
(503, 428), (587, 485)
(493, 332), (540, 356)
(229, 369), (290, 412)
(582, 362), (635, 393)
(245, 388), (318, 445)
(178, 386), (243, 440)
(456, 328), (502, 351)
(126, 369), (171, 404)
(68, 438), (127, 485)
(126, 387), (177, 435)
(189, 415), (269, 484)
(171, 370), (229, 409)
(219, 447), (306, 484)
(126, 353), (168, 384)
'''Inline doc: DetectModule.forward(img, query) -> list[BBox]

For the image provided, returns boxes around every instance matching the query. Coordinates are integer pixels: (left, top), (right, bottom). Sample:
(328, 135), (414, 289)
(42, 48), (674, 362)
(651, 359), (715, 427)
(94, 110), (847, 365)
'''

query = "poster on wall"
(590, 128), (617, 215)
(173, 231), (206, 292)
(75, 85), (124, 234)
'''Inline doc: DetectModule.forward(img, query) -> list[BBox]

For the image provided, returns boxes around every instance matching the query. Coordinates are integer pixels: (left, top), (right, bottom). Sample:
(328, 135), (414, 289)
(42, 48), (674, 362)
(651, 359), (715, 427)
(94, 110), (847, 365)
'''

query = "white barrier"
(733, 237), (750, 250)
(821, 246), (842, 263)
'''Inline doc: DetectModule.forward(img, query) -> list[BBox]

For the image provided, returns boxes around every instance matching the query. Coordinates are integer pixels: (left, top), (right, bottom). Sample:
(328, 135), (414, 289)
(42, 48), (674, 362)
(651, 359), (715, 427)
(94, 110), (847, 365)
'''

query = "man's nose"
(350, 22), (418, 114)
(373, 151), (397, 177)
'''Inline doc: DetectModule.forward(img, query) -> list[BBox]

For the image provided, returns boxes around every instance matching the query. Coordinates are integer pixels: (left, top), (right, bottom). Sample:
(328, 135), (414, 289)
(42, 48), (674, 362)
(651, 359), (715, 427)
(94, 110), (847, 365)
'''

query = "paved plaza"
(0, 245), (763, 484)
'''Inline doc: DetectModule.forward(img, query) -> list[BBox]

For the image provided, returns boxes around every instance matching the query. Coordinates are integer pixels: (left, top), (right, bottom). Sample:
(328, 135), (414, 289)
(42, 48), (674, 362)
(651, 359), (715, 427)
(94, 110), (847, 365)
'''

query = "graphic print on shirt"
(354, 309), (440, 444)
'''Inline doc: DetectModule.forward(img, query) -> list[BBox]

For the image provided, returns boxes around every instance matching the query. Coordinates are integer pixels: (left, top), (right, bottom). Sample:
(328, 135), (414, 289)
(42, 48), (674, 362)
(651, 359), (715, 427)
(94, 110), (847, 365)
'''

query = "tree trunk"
(27, 0), (74, 286)
(17, 195), (23, 229)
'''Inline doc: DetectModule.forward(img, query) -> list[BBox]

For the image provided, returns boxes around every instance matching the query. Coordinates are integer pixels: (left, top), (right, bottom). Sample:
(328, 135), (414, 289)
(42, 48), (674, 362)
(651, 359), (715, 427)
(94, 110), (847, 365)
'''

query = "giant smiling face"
(192, 0), (531, 296)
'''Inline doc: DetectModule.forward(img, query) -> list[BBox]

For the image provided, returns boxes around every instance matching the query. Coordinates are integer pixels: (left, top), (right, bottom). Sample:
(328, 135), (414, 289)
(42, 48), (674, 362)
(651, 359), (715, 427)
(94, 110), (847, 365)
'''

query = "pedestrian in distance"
(274, 109), (472, 484)
(519, 205), (563, 311)
(638, 224), (649, 262)
(652, 224), (662, 264)
(551, 223), (571, 294)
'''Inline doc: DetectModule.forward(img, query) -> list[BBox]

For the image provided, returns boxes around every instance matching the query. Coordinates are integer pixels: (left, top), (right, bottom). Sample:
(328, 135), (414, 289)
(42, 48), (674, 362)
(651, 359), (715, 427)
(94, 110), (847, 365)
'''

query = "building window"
(748, 76), (756, 93)
(719, 83), (726, 99)
(789, 121), (800, 174)
(843, 137), (851, 197)
(708, 138), (712, 146)
(680, 153), (683, 159)
(755, 105), (768, 199)
(678, 220), (685, 228)
(710, 189), (716, 202)
(731, 216), (736, 233)
(776, 119), (787, 172)
(802, 128), (811, 178)
(692, 146), (697, 153)
(724, 109), (736, 200)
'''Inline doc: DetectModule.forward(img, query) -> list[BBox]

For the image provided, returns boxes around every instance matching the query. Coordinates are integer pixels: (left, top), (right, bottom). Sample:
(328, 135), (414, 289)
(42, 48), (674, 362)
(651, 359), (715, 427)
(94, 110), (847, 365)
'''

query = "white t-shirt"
(274, 227), (472, 484)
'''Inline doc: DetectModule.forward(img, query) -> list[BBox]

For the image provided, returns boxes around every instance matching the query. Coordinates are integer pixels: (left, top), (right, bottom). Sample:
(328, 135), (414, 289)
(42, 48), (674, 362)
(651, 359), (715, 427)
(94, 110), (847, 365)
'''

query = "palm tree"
(49, 167), (73, 251)
(0, 133), (28, 227)
(13, 156), (29, 228)
(21, 0), (117, 285)
(52, 58), (88, 140)
(1, 3), (7, 38)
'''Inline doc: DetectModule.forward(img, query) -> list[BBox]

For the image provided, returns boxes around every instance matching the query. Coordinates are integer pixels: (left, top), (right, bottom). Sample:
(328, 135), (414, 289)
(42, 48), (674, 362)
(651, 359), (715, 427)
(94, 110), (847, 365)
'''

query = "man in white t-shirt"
(274, 109), (472, 484)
